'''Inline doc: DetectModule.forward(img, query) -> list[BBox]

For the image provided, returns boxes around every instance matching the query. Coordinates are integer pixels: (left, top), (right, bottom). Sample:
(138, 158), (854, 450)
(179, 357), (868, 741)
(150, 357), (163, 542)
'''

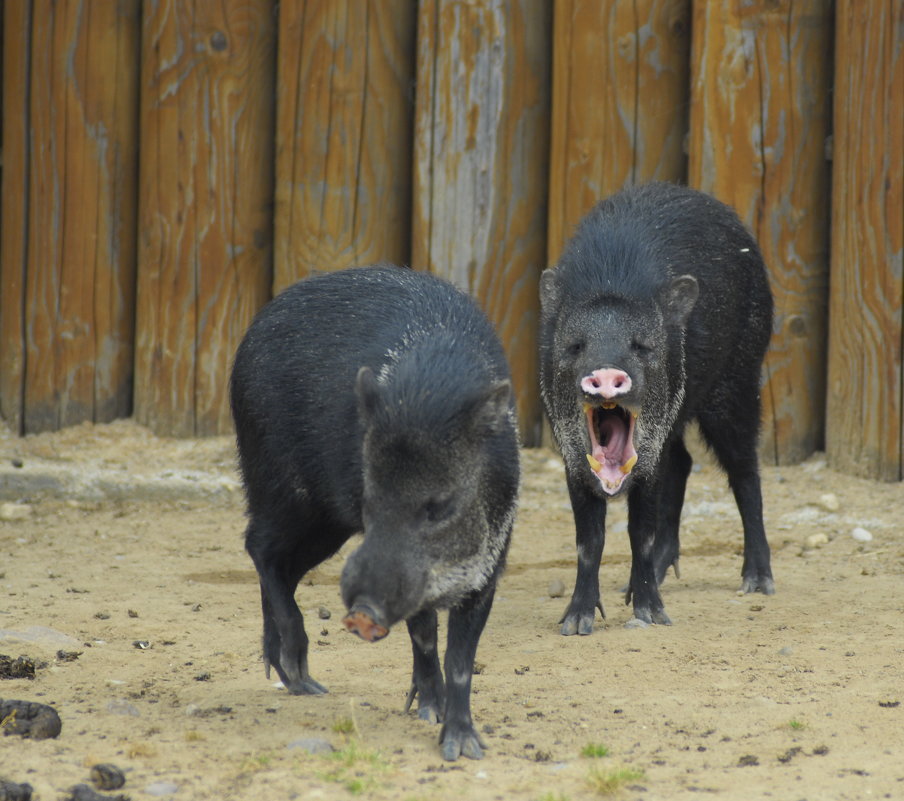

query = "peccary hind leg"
(698, 401), (774, 595)
(652, 436), (693, 585)
(247, 519), (328, 695)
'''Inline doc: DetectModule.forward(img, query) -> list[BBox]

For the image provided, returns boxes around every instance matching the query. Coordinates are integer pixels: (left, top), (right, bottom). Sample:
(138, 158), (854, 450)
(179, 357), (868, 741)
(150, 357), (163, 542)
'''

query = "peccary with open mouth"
(539, 182), (774, 634)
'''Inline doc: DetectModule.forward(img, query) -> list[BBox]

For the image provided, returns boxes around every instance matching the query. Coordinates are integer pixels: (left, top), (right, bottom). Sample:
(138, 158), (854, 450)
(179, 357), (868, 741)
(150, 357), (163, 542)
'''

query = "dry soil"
(0, 420), (902, 800)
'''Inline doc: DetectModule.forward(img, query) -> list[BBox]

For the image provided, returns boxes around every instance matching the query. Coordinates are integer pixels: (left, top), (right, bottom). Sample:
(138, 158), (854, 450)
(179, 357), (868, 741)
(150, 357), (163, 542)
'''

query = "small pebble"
(317, 606), (331, 620)
(0, 502), (33, 521)
(144, 781), (178, 797)
(805, 533), (829, 548)
(11, 458), (24, 468)
(287, 737), (334, 755)
(778, 646), (794, 656)
(0, 779), (33, 801)
(851, 527), (873, 542)
(89, 764), (126, 791)
(106, 699), (140, 717)
(624, 618), (649, 629)
(547, 579), (565, 598)
(66, 784), (128, 801)
(818, 493), (840, 512)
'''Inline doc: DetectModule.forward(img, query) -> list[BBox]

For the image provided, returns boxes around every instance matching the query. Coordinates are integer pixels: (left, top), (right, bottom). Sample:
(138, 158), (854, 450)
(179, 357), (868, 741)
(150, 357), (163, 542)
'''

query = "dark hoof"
(418, 706), (441, 725)
(404, 682), (443, 724)
(740, 575), (775, 595)
(559, 601), (604, 636)
(440, 723), (485, 761)
(632, 608), (672, 626)
(0, 698), (62, 739)
(285, 677), (329, 695)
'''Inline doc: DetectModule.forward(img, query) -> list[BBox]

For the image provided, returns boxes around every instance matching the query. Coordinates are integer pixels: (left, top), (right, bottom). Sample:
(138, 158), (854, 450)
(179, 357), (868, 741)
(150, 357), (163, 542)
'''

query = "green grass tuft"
(315, 739), (390, 795)
(581, 742), (610, 758)
(587, 765), (645, 795)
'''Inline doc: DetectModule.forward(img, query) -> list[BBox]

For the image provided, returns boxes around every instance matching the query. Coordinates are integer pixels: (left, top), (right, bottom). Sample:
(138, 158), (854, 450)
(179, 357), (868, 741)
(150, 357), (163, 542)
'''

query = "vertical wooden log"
(273, 0), (416, 291)
(135, 0), (275, 437)
(0, 0), (140, 434)
(547, 0), (691, 264)
(0, 0), (30, 432)
(412, 0), (551, 445)
(826, 1), (903, 481)
(687, 0), (834, 466)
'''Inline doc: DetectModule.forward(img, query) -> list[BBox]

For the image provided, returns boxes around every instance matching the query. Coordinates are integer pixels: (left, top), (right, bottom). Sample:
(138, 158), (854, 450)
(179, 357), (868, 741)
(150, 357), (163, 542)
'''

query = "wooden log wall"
(273, 0), (416, 292)
(412, 0), (551, 445)
(133, 0), (275, 437)
(825, 0), (903, 481)
(0, 1), (901, 479)
(687, 0), (834, 467)
(547, 0), (691, 264)
(0, 0), (140, 434)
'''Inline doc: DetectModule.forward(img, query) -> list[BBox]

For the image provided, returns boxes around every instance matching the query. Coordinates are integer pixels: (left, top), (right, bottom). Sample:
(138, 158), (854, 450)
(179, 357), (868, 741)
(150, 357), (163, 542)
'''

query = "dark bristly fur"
(230, 264), (519, 761)
(540, 182), (774, 635)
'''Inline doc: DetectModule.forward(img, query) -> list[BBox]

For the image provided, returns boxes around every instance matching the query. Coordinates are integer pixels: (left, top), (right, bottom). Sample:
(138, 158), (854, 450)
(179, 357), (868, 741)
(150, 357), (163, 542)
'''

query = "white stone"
(805, 533), (829, 548)
(851, 527), (873, 542)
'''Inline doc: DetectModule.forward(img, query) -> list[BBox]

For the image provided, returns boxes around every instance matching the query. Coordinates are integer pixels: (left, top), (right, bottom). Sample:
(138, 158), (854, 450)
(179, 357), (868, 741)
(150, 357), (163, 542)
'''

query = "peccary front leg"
(560, 477), (607, 635)
(405, 609), (445, 724)
(652, 437), (693, 585)
(626, 480), (671, 625)
(246, 521), (327, 695)
(439, 584), (494, 761)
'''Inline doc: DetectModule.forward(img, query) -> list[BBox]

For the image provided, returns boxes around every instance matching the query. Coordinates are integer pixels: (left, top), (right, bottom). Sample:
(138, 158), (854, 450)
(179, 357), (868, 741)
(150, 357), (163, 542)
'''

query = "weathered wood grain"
(412, 0), (551, 445)
(0, 0), (31, 432)
(826, 0), (903, 481)
(0, 0), (140, 434)
(547, 0), (690, 264)
(688, 0), (834, 466)
(273, 0), (416, 291)
(135, 0), (275, 437)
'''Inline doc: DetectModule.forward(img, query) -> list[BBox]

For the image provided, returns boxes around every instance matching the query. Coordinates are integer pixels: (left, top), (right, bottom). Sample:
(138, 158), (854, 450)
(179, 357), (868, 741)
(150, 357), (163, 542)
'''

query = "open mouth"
(583, 402), (638, 495)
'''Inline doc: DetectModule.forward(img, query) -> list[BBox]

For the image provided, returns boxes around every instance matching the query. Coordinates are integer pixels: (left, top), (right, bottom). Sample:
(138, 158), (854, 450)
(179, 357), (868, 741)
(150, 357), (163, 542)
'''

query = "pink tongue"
(598, 416), (628, 463)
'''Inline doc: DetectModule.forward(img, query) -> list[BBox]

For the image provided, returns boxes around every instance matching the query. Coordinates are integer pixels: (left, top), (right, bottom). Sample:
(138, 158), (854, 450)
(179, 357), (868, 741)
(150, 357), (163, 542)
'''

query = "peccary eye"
(424, 497), (455, 524)
(566, 340), (585, 357)
(632, 340), (653, 356)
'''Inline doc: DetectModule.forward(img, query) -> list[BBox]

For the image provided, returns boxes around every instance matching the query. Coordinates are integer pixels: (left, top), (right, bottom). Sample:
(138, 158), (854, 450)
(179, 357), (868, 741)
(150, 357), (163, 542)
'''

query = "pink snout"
(581, 368), (632, 399)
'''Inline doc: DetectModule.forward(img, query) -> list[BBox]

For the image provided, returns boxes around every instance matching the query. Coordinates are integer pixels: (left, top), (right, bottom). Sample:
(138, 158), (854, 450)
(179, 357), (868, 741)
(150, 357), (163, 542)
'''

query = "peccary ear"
(355, 366), (382, 421)
(539, 268), (560, 315)
(470, 380), (512, 435)
(660, 274), (699, 327)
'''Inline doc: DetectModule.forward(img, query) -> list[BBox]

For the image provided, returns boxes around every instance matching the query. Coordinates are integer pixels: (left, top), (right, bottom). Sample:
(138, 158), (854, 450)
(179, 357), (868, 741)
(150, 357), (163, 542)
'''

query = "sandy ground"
(0, 419), (902, 801)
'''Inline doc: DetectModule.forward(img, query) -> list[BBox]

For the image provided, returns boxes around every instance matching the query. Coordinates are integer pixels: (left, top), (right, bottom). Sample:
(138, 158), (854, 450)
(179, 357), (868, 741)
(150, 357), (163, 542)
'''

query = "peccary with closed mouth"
(230, 264), (520, 760)
(539, 182), (774, 634)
